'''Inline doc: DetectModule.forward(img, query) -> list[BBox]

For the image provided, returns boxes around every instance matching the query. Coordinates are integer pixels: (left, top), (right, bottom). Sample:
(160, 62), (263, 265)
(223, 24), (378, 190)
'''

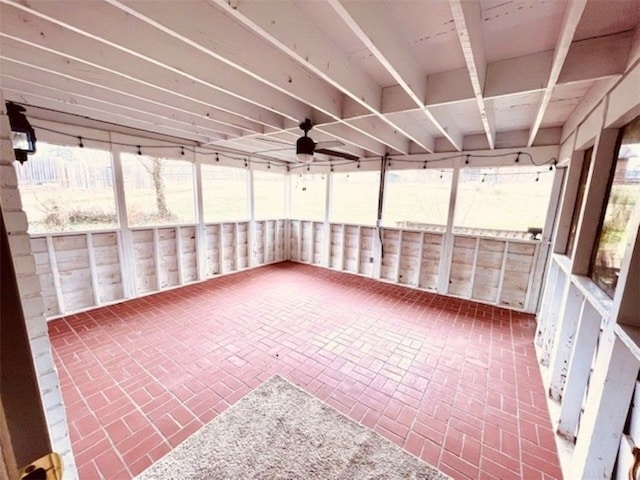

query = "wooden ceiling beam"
(528, 0), (588, 146)
(449, 0), (496, 149)
(211, 0), (435, 153)
(328, 0), (464, 151)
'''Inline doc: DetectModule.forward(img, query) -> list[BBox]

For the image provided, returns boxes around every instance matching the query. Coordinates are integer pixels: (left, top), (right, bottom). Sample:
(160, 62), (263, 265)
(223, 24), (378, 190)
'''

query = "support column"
(571, 327), (640, 479)
(0, 96), (78, 478)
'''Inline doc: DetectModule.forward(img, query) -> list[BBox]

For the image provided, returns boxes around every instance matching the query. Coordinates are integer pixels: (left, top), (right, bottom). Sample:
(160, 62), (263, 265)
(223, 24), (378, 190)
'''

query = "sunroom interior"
(1, 1), (639, 479)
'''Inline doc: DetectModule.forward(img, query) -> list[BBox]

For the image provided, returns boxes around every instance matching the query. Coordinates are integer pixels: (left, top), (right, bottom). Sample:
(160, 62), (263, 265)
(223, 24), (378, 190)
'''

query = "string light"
(267, 162), (271, 169)
(423, 161), (427, 169)
(535, 173), (540, 182)
(481, 174), (486, 183)
(439, 171), (443, 179)
(27, 123), (559, 172)
(181, 146), (185, 156)
(244, 158), (248, 168)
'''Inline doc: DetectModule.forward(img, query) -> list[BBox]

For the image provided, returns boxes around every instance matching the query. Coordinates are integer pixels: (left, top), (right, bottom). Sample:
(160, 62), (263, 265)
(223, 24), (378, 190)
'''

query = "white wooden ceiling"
(0, 0), (638, 164)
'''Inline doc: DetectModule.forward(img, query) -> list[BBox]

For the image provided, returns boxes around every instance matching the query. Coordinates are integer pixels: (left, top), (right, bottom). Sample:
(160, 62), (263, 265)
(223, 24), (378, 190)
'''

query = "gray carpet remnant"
(136, 375), (451, 479)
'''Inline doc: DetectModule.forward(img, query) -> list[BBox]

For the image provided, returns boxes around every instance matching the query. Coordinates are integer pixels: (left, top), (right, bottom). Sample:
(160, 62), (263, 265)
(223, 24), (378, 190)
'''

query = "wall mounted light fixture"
(6, 102), (36, 164)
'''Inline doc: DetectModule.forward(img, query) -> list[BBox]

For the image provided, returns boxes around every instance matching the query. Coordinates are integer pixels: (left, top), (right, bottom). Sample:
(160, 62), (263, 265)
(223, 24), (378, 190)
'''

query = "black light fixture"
(296, 118), (315, 164)
(6, 102), (36, 164)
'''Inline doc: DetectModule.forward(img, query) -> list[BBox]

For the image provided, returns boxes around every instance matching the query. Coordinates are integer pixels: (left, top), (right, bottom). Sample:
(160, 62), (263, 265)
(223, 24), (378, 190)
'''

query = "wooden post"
(571, 327), (640, 479)
(557, 300), (601, 440)
(438, 157), (461, 294)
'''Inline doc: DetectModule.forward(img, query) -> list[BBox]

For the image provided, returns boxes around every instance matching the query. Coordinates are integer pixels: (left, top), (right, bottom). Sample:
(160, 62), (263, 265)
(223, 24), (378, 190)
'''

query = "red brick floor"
(49, 262), (561, 479)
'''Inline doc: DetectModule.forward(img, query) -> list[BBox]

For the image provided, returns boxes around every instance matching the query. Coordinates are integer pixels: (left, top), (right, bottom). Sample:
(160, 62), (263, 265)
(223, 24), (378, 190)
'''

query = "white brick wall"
(0, 95), (78, 480)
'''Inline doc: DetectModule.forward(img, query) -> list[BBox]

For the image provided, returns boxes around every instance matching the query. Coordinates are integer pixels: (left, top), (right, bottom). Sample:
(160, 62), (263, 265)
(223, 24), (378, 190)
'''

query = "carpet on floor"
(136, 375), (450, 479)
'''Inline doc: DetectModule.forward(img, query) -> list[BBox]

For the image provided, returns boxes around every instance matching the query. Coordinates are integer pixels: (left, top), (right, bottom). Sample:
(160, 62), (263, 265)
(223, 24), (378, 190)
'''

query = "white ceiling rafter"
(0, 0), (637, 163)
(211, 0), (435, 153)
(103, 0), (403, 156)
(0, 18), (284, 133)
(0, 56), (253, 139)
(327, 0), (464, 151)
(0, 0), (311, 126)
(528, 0), (588, 146)
(449, 0), (495, 149)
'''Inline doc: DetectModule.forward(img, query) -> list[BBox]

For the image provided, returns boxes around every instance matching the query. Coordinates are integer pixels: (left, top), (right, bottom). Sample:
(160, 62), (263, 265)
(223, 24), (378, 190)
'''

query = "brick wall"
(0, 96), (78, 479)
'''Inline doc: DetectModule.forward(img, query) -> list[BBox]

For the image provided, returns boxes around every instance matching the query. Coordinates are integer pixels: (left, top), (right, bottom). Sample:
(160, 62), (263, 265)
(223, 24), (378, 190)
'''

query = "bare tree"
(140, 157), (171, 218)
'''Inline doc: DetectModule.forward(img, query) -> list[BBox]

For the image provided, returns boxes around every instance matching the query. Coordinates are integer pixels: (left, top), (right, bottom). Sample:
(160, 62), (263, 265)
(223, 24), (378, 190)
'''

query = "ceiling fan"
(295, 118), (359, 163)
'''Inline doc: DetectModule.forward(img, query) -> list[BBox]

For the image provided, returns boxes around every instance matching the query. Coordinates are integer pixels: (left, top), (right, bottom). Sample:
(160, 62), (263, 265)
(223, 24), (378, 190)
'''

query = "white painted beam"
(449, 0), (495, 149)
(328, 0), (463, 151)
(211, 0), (436, 153)
(1, 62), (246, 139)
(1, 79), (226, 143)
(3, 90), (215, 145)
(0, 39), (265, 135)
(528, 0), (588, 146)
(1, 1), (309, 122)
(107, 0), (343, 120)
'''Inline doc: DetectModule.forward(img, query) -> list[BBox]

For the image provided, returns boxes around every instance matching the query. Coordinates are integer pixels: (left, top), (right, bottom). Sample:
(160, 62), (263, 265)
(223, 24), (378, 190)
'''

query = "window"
(330, 171), (379, 225)
(122, 153), (195, 226)
(591, 116), (640, 298)
(383, 169), (452, 231)
(290, 173), (326, 221)
(454, 165), (554, 236)
(254, 171), (285, 220)
(566, 148), (593, 257)
(16, 142), (117, 233)
(201, 165), (248, 222)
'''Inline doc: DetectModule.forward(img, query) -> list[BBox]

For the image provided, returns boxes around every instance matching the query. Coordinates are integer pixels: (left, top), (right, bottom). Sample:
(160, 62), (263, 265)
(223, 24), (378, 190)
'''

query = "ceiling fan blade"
(315, 148), (359, 161)
(314, 140), (343, 149)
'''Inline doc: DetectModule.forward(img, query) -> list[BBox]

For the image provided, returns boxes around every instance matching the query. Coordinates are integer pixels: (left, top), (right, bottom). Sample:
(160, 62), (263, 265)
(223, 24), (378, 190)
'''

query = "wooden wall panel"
(419, 233), (442, 291)
(344, 226), (359, 273)
(399, 231), (421, 286)
(205, 225), (220, 277)
(500, 242), (536, 309)
(221, 223), (237, 272)
(329, 224), (343, 269)
(448, 236), (476, 297)
(359, 227), (374, 276)
(255, 221), (265, 265)
(53, 235), (93, 312)
(380, 229), (400, 282)
(313, 222), (323, 265)
(132, 230), (156, 295)
(276, 220), (285, 262)
(301, 221), (313, 263)
(290, 220), (300, 262)
(157, 228), (179, 289)
(237, 222), (249, 270)
(30, 237), (59, 317)
(180, 227), (197, 283)
(472, 239), (505, 303)
(92, 232), (123, 303)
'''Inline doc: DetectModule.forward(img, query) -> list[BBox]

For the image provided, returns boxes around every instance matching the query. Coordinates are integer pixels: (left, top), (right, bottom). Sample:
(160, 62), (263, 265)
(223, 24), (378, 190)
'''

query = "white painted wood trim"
(438, 157), (461, 293)
(557, 300), (601, 440)
(175, 226), (184, 285)
(86, 232), (100, 306)
(152, 227), (161, 290)
(247, 169), (256, 268)
(496, 241), (509, 305)
(194, 160), (206, 281)
(45, 235), (66, 315)
(571, 328), (640, 479)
